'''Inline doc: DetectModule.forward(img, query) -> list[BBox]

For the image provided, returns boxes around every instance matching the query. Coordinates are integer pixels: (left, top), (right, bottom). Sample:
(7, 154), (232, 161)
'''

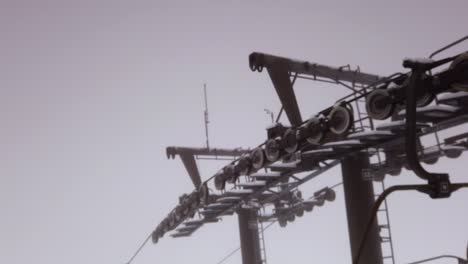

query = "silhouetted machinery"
(146, 36), (468, 264)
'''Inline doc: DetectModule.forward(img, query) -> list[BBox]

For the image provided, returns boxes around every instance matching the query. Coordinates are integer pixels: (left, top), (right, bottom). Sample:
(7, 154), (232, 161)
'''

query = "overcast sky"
(1, 1), (467, 264)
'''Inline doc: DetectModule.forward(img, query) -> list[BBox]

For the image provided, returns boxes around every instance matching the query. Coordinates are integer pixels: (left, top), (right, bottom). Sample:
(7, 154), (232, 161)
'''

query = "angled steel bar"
(266, 63), (303, 126)
(179, 153), (202, 188)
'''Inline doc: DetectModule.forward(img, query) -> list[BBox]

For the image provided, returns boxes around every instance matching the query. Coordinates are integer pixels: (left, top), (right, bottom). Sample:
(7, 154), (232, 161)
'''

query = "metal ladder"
(257, 217), (268, 264)
(351, 83), (375, 132)
(373, 180), (396, 264)
(351, 79), (396, 264)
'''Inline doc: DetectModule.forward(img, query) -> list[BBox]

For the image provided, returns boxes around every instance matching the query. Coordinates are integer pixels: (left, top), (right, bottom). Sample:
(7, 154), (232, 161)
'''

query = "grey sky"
(1, 1), (467, 263)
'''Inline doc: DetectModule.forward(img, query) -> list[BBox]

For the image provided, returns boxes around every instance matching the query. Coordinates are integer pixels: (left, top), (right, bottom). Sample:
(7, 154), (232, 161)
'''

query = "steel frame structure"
(147, 37), (468, 264)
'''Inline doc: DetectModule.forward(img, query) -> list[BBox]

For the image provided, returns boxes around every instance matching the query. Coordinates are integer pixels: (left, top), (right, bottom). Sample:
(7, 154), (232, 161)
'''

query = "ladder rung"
(355, 117), (369, 123)
(381, 237), (391, 242)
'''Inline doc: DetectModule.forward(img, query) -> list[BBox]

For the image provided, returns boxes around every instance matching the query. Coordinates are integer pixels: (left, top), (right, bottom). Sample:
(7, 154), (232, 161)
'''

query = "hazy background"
(1, 1), (467, 263)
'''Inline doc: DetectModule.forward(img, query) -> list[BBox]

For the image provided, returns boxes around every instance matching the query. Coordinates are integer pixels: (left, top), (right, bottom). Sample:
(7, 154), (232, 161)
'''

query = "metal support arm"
(403, 59), (452, 198)
(249, 52), (381, 85)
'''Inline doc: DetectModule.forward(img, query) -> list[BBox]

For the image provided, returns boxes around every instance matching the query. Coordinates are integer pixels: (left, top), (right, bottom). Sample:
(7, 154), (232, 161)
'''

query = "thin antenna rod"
(204, 84), (210, 149)
(264, 109), (274, 124)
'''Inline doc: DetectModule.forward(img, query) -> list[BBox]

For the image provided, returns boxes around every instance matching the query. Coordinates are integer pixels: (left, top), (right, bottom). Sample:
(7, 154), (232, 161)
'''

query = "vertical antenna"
(264, 109), (274, 124)
(204, 83), (210, 149)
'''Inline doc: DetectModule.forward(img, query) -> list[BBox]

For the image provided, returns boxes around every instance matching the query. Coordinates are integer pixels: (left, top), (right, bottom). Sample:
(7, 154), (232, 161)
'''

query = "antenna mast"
(204, 83), (210, 149)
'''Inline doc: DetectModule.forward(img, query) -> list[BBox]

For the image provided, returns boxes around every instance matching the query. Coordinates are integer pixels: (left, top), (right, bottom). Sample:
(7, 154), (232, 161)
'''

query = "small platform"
(236, 181), (267, 189)
(171, 231), (192, 238)
(267, 160), (300, 171)
(199, 208), (234, 217)
(224, 189), (254, 196)
(175, 226), (198, 233)
(250, 171), (282, 181)
(398, 104), (460, 122)
(301, 148), (335, 157)
(216, 196), (241, 204)
(184, 218), (220, 226)
(348, 130), (395, 142)
(199, 209), (221, 216)
(376, 120), (430, 132)
(321, 139), (363, 149)
(437, 91), (468, 107)
(205, 203), (233, 210)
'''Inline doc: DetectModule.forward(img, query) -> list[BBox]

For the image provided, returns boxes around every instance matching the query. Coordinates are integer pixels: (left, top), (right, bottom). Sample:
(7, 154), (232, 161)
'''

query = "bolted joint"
(417, 174), (452, 199)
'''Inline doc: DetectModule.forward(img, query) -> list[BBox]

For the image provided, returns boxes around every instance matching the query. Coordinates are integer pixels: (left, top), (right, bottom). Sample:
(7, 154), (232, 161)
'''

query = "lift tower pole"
(341, 153), (383, 264)
(237, 208), (262, 264)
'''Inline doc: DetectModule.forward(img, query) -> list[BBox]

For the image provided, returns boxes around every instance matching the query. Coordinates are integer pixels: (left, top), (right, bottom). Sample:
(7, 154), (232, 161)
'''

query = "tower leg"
(237, 208), (262, 264)
(341, 153), (383, 264)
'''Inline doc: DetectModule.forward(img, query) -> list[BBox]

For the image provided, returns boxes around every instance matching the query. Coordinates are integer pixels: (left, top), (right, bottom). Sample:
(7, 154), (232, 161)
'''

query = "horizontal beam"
(166, 146), (250, 189)
(249, 52), (382, 85)
(166, 146), (249, 159)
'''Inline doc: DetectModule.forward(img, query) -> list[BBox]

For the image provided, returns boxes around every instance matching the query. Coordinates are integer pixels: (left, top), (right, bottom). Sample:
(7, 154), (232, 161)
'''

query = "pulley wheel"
(182, 204), (190, 215)
(304, 118), (324, 145)
(423, 157), (438, 165)
(198, 182), (209, 206)
(265, 138), (281, 162)
(292, 190), (302, 201)
(328, 105), (354, 135)
(366, 89), (394, 120)
(174, 209), (183, 222)
(324, 188), (336, 202)
(224, 164), (238, 184)
(282, 128), (298, 154)
(151, 229), (160, 243)
(295, 207), (304, 217)
(214, 171), (226, 190)
(278, 217), (287, 228)
(450, 52), (468, 91)
(314, 199), (325, 207)
(251, 148), (266, 170)
(168, 214), (176, 229)
(236, 154), (252, 176)
(304, 203), (314, 212)
(287, 213), (295, 222)
(445, 148), (462, 159)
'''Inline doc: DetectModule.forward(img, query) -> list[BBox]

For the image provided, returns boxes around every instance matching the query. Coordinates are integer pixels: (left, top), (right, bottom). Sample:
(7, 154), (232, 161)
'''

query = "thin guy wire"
(125, 233), (152, 264)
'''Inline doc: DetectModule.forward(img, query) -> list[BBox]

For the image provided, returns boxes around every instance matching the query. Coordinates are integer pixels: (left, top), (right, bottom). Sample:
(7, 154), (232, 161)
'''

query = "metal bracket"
(403, 58), (452, 198)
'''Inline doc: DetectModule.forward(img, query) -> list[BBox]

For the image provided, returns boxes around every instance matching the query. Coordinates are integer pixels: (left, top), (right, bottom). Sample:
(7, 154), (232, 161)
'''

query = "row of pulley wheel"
(365, 52), (468, 121)
(152, 191), (201, 243)
(213, 104), (355, 191)
(273, 187), (336, 228)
